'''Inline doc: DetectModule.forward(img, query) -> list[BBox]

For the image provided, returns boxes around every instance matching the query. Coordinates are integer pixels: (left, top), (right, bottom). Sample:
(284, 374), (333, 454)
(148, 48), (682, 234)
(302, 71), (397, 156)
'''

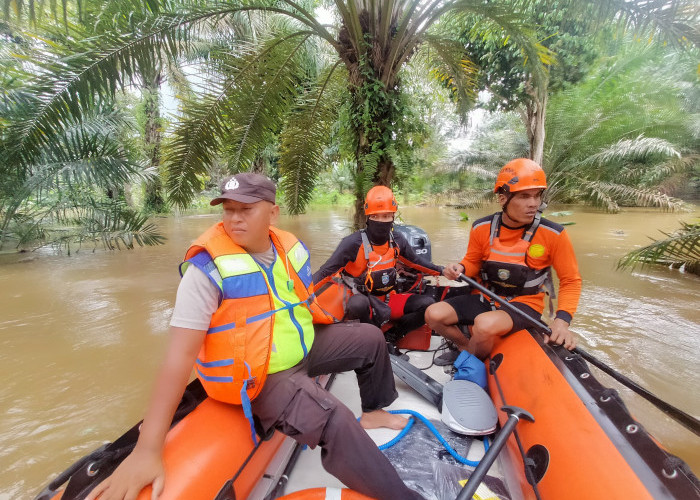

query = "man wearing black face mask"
(313, 186), (446, 344)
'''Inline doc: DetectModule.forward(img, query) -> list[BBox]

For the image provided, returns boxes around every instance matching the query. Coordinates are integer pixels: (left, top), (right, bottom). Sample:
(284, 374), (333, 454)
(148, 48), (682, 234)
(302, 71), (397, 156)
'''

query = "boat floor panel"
(282, 338), (512, 500)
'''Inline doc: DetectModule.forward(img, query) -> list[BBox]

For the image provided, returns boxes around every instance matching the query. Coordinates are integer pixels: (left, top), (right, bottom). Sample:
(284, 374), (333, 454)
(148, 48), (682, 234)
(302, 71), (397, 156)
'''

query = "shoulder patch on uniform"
(540, 217), (564, 234)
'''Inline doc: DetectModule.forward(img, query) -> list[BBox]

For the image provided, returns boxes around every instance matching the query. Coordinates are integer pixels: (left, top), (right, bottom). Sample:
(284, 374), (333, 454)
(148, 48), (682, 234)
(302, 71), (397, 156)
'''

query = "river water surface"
(1, 204), (698, 498)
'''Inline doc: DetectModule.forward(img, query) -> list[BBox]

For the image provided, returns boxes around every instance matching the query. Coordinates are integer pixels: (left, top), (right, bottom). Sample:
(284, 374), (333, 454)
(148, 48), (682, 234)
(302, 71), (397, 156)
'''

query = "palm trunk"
(339, 16), (400, 228)
(522, 76), (549, 165)
(353, 127), (368, 229)
(143, 67), (165, 213)
(375, 160), (394, 186)
(353, 182), (366, 229)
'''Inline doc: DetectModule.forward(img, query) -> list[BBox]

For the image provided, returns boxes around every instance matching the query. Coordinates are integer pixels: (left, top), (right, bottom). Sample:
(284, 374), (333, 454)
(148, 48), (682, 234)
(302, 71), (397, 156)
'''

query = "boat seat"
(441, 379), (497, 436)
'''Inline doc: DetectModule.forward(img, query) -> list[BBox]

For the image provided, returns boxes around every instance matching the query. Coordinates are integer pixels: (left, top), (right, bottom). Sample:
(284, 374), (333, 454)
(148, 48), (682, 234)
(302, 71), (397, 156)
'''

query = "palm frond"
(585, 135), (681, 166)
(441, 3), (553, 89)
(583, 0), (700, 48)
(618, 221), (700, 274)
(78, 201), (166, 251)
(165, 23), (319, 207)
(4, 3), (319, 170)
(221, 30), (315, 169)
(420, 34), (478, 122)
(279, 61), (346, 213)
(544, 40), (697, 207)
(439, 157), (498, 179)
(576, 179), (686, 212)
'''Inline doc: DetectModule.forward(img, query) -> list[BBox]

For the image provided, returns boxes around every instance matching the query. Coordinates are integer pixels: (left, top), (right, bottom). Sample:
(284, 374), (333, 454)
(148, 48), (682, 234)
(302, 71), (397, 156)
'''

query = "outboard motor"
(394, 224), (432, 260)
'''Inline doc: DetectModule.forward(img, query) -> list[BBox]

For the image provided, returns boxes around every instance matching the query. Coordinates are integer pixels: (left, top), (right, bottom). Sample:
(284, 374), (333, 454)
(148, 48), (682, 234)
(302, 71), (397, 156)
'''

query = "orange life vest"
(345, 231), (399, 295)
(313, 276), (351, 323)
(481, 212), (551, 298)
(181, 223), (333, 407)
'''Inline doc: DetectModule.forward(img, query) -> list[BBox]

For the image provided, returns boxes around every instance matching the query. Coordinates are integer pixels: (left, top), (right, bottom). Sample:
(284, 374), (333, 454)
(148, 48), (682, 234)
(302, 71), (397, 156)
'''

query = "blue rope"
(380, 409), (490, 467)
(377, 416), (415, 450)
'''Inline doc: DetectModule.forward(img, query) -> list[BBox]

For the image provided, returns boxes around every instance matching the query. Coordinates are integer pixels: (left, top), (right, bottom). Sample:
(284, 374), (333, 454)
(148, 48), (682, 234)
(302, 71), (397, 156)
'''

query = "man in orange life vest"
(86, 173), (422, 500)
(426, 159), (582, 360)
(313, 186), (445, 344)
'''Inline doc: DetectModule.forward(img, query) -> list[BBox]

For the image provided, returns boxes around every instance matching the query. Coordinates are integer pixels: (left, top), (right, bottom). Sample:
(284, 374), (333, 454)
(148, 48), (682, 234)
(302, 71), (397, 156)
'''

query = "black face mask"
(365, 219), (393, 245)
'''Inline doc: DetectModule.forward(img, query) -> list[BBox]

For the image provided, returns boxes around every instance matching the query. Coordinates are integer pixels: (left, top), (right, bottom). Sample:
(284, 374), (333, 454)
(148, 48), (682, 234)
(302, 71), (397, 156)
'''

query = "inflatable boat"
(33, 327), (699, 500)
(33, 226), (699, 500)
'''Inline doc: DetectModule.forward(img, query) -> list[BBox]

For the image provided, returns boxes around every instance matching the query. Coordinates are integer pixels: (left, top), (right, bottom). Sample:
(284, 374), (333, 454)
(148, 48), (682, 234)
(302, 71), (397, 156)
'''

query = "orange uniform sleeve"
(459, 222), (489, 278)
(548, 228), (582, 322)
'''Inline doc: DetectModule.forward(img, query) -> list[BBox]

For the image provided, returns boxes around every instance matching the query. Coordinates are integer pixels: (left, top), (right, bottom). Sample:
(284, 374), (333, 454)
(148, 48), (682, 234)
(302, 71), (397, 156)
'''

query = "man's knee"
(346, 294), (370, 321)
(472, 311), (511, 338)
(407, 294), (435, 311)
(320, 403), (359, 445)
(425, 302), (455, 328)
(352, 322), (386, 349)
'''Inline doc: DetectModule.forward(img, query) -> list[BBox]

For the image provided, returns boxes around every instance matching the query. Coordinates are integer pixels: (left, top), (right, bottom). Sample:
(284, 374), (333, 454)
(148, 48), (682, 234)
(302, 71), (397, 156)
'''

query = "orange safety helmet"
(364, 186), (398, 215)
(494, 158), (547, 194)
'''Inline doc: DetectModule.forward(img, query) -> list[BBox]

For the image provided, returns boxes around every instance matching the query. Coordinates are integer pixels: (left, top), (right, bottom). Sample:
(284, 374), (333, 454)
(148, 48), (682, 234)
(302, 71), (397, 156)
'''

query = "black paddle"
(456, 406), (534, 500)
(457, 273), (700, 437)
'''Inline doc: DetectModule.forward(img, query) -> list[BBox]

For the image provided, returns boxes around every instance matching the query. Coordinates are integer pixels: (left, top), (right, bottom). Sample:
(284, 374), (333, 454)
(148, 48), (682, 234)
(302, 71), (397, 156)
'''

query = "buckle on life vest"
(241, 363), (258, 445)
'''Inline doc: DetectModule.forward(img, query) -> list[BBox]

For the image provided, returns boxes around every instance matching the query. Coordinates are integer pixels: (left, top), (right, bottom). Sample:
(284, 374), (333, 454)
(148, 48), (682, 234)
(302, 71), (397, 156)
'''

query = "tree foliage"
(2, 0), (554, 231)
(1, 0), (699, 248)
(544, 41), (698, 211)
(618, 220), (700, 275)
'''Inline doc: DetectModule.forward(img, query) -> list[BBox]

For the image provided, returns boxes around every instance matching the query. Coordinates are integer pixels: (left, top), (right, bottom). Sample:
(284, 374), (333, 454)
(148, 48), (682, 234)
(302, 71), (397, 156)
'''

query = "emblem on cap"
(497, 269), (510, 280)
(224, 177), (240, 191)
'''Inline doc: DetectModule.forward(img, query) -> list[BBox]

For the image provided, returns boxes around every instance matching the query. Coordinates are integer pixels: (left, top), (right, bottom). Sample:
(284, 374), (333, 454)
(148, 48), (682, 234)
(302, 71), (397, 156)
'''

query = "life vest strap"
(240, 362), (258, 445)
(360, 230), (372, 261)
(207, 297), (313, 334)
(523, 269), (549, 289)
(489, 213), (501, 246)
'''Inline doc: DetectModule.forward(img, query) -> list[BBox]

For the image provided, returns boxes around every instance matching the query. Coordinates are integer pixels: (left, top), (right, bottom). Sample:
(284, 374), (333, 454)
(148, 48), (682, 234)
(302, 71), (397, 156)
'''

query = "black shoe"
(387, 342), (401, 356)
(387, 342), (410, 361)
(384, 326), (402, 344)
(434, 350), (460, 366)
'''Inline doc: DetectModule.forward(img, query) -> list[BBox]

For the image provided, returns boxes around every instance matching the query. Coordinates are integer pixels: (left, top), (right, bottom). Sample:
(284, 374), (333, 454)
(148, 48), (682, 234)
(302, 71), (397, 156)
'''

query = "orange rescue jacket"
(181, 223), (333, 406)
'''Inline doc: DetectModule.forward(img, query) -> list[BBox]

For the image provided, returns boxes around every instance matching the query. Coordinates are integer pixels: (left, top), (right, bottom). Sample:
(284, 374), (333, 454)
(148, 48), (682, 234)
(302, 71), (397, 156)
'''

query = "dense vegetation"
(0, 0), (698, 270)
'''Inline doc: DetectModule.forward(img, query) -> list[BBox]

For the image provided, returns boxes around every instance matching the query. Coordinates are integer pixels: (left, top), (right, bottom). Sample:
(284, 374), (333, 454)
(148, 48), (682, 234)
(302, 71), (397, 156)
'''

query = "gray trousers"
(251, 321), (423, 500)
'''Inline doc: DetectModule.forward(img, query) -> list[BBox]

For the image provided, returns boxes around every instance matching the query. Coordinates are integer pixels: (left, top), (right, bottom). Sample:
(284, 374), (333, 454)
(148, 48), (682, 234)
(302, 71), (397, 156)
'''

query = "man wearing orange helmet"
(314, 185), (445, 344)
(426, 158), (582, 360)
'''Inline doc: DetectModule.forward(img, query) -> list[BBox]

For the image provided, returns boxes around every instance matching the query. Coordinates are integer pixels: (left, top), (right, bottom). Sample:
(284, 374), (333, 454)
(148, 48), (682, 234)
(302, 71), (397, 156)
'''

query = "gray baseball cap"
(210, 173), (276, 205)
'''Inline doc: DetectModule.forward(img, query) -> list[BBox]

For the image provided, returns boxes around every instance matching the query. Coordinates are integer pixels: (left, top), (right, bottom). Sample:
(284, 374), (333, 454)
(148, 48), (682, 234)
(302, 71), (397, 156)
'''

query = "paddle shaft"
(457, 274), (700, 437)
(457, 406), (534, 500)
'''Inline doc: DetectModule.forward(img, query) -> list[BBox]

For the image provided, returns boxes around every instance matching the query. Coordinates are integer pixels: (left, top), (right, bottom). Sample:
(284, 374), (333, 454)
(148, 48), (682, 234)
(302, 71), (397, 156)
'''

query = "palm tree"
(3, 0), (551, 229)
(0, 1), (170, 250)
(457, 0), (698, 166)
(440, 38), (698, 210)
(4, 0), (698, 231)
(543, 42), (698, 211)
